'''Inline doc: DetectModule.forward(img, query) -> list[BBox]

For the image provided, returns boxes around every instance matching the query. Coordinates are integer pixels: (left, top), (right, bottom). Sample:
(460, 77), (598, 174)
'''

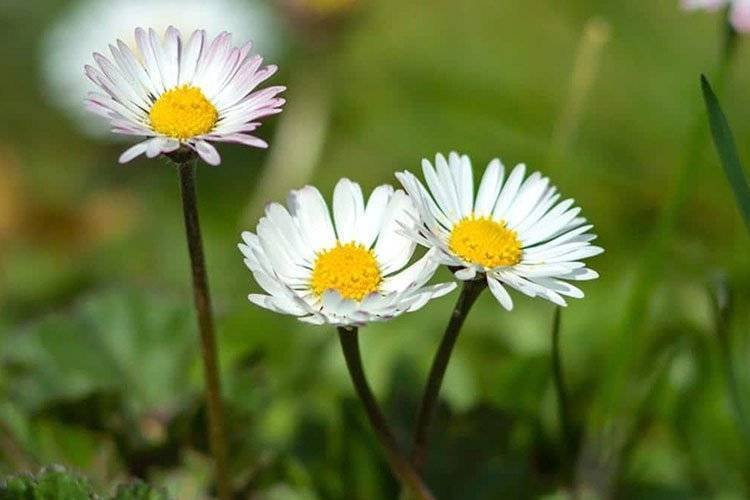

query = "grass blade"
(701, 74), (750, 233)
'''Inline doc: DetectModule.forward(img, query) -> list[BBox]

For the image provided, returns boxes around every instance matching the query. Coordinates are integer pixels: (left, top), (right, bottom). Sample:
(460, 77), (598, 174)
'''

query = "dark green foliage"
(109, 481), (170, 500)
(0, 467), (93, 500)
(2, 0), (750, 498)
(0, 467), (170, 500)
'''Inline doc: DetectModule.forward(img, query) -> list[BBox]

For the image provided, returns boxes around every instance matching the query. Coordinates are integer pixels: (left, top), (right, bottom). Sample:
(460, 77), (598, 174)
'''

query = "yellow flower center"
(448, 216), (522, 268)
(149, 85), (218, 139)
(310, 242), (382, 301)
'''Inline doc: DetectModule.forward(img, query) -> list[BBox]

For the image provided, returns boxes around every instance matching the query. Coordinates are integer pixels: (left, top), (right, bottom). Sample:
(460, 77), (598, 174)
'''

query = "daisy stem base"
(411, 278), (486, 473)
(177, 158), (231, 500)
(337, 327), (435, 500)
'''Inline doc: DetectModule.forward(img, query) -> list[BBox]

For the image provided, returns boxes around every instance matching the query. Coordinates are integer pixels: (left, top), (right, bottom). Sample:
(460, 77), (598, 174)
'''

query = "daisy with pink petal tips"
(682, 0), (750, 32)
(84, 26), (285, 165)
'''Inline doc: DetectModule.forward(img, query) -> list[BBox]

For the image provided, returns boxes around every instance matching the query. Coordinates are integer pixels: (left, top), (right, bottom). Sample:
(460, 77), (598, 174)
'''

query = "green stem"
(337, 327), (435, 500)
(177, 158), (231, 500)
(411, 278), (486, 472)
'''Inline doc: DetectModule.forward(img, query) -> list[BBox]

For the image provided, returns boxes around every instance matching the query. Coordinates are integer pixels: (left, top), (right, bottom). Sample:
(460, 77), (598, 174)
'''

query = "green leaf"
(110, 480), (171, 500)
(3, 288), (198, 415)
(0, 467), (174, 500)
(700, 74), (750, 233)
(0, 465), (93, 500)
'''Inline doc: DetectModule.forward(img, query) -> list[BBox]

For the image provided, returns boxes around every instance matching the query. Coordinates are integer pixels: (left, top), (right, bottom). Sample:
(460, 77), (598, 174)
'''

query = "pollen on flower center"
(149, 85), (218, 139)
(310, 242), (382, 301)
(448, 216), (522, 268)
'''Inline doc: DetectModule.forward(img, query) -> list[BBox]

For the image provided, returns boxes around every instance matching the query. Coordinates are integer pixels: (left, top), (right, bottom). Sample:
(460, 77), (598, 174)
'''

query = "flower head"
(44, 0), (281, 136)
(84, 26), (285, 165)
(681, 0), (750, 32)
(239, 179), (456, 326)
(396, 153), (602, 310)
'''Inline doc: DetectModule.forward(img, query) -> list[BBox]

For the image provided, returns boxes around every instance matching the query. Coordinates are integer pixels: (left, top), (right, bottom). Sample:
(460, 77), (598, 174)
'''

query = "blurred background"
(2, 0), (750, 498)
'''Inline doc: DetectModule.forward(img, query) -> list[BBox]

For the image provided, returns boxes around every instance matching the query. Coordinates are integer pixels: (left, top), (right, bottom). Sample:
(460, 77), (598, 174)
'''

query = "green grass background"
(2, 0), (750, 498)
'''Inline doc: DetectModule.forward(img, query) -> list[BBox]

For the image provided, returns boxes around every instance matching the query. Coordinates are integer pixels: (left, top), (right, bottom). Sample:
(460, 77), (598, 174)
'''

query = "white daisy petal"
(333, 178), (365, 243)
(454, 267), (477, 280)
(566, 268), (599, 281)
(504, 173), (550, 228)
(374, 191), (417, 274)
(162, 26), (181, 89)
(493, 163), (527, 220)
(422, 157), (460, 221)
(513, 189), (559, 234)
(360, 185), (394, 247)
(256, 219), (307, 280)
(288, 186), (337, 251)
(264, 203), (315, 264)
(487, 277), (514, 311)
(450, 152), (474, 216)
(135, 27), (165, 94)
(179, 29), (205, 85)
(405, 282), (458, 313)
(396, 171), (453, 230)
(474, 158), (505, 216)
(380, 248), (438, 293)
(435, 153), (463, 218)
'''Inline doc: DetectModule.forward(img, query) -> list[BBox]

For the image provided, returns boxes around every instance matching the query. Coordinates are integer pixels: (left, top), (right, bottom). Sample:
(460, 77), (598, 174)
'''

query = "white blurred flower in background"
(41, 0), (283, 137)
(681, 0), (750, 32)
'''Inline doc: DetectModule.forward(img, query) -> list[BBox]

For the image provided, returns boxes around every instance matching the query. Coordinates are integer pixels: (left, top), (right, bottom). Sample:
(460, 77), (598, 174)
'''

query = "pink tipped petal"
(216, 134), (268, 148)
(731, 2), (750, 32)
(85, 27), (284, 165)
(118, 141), (150, 163)
(681, 0), (727, 11)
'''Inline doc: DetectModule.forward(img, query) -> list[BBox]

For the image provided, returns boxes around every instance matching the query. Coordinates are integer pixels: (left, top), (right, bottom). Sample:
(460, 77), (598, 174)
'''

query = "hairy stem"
(411, 278), (487, 472)
(177, 158), (231, 500)
(337, 327), (435, 500)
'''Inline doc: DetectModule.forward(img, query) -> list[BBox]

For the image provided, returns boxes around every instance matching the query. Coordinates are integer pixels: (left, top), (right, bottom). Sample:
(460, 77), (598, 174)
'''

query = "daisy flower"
(396, 152), (602, 310)
(681, 0), (750, 32)
(239, 179), (457, 326)
(83, 26), (285, 165)
(42, 0), (281, 136)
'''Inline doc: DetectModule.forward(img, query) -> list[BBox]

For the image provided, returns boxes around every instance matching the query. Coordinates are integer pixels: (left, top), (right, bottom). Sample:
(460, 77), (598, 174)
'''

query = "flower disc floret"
(149, 85), (218, 139)
(448, 216), (521, 268)
(311, 242), (382, 301)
